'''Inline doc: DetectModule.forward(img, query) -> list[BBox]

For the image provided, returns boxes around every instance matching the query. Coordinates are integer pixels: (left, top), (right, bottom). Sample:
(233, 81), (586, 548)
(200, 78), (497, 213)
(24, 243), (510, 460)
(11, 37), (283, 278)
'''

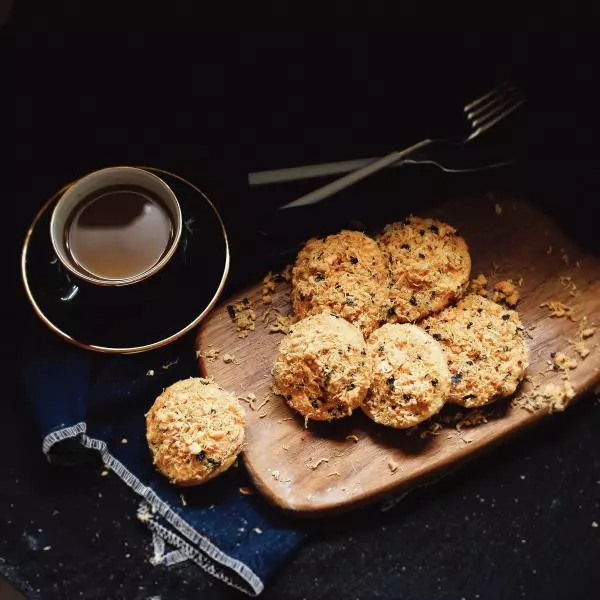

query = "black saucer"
(22, 168), (229, 353)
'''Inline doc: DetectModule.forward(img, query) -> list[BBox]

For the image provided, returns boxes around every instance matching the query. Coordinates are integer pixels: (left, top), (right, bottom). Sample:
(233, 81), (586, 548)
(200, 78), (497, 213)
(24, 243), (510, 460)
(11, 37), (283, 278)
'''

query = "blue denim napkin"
(20, 324), (307, 596)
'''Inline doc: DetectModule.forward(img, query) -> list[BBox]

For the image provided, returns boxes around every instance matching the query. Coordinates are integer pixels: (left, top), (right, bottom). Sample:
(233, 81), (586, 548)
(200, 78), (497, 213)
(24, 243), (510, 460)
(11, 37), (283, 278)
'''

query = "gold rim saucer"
(21, 167), (230, 354)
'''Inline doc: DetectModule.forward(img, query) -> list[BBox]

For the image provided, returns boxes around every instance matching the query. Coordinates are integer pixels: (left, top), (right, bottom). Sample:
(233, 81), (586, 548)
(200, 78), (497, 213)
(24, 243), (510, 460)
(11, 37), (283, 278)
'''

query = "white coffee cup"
(50, 167), (182, 286)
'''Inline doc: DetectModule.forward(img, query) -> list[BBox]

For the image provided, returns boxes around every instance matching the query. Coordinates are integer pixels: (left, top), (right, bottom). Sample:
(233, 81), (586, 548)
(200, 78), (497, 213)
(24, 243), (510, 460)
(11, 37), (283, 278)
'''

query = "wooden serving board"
(196, 193), (600, 515)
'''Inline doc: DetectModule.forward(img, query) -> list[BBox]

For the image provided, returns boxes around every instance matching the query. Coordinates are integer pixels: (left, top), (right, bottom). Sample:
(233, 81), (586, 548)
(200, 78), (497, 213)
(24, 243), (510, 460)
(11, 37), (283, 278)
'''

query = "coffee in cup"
(50, 167), (182, 286)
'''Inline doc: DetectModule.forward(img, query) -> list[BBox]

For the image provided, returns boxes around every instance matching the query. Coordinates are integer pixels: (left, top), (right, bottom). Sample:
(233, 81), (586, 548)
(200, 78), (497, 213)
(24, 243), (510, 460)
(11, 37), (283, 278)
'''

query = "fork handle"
(279, 138), (432, 209)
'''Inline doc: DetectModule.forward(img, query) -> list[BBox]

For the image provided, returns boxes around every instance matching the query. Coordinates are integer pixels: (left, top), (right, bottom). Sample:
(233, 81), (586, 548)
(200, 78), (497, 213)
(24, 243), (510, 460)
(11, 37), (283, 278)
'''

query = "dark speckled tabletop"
(3, 377), (600, 600)
(6, 25), (600, 600)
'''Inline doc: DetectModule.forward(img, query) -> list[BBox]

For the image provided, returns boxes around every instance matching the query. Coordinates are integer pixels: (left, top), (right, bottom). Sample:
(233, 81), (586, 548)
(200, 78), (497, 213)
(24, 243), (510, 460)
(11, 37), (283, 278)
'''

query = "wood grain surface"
(196, 194), (600, 515)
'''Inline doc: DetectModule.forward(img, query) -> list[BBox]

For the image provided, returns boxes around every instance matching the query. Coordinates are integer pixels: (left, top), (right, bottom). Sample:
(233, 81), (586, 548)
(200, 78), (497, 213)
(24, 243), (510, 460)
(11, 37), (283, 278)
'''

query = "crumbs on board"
(262, 307), (295, 334)
(306, 457), (329, 471)
(492, 280), (520, 307)
(468, 273), (489, 297)
(239, 392), (270, 413)
(559, 276), (580, 298)
(419, 422), (443, 439)
(569, 318), (596, 359)
(261, 271), (277, 305)
(550, 352), (577, 372)
(197, 345), (220, 362)
(542, 379), (575, 413)
(514, 322), (591, 413)
(539, 300), (575, 320)
(226, 298), (257, 338)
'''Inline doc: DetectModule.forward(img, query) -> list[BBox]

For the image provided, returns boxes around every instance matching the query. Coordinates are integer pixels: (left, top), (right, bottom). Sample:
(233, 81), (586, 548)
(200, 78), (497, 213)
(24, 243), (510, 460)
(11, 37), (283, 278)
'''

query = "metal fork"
(279, 81), (525, 209)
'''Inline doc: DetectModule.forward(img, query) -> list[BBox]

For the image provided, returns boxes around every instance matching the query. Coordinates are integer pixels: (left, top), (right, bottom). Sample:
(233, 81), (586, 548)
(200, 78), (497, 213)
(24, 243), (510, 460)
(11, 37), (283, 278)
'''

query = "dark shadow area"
(296, 390), (599, 536)
(304, 409), (437, 456)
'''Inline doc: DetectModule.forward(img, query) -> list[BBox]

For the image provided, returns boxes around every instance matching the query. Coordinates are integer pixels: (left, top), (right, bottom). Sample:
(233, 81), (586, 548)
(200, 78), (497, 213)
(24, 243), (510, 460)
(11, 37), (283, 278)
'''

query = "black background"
(5, 15), (600, 600)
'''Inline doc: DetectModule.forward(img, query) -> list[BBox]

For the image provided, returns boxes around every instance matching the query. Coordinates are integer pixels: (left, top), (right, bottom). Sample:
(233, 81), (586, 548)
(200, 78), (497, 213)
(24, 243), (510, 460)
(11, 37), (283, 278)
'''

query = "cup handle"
(59, 284), (80, 303)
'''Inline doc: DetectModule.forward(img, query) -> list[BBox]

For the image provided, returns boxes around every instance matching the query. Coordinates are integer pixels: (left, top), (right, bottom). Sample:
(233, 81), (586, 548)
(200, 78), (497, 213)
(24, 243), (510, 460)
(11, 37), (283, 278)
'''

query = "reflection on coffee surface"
(65, 185), (174, 280)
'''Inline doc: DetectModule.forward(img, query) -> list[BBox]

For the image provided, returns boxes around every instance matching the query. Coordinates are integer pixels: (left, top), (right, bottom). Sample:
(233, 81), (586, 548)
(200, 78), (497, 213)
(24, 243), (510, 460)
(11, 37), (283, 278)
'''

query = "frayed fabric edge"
(41, 423), (264, 596)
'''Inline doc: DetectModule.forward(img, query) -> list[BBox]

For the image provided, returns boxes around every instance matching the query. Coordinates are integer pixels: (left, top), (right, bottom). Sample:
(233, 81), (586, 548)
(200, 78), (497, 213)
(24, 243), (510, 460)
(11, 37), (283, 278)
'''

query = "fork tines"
(464, 80), (525, 139)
